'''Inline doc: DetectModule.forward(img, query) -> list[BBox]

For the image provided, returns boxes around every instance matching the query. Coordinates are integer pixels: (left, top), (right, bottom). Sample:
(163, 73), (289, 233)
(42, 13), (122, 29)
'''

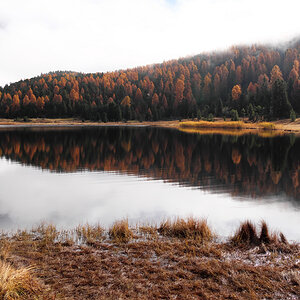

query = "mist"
(0, 0), (299, 87)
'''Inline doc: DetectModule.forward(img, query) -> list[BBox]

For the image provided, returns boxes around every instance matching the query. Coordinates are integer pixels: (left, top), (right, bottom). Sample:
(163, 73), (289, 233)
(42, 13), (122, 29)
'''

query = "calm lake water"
(0, 126), (299, 240)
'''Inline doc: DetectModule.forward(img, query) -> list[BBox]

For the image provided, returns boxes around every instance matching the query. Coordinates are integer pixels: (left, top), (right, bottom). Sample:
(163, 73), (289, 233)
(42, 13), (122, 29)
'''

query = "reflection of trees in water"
(0, 128), (299, 200)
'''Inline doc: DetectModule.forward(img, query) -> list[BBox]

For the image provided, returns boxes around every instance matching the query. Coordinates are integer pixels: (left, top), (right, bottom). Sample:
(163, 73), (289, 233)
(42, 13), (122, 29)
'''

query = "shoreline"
(0, 118), (300, 135)
(1, 219), (299, 299)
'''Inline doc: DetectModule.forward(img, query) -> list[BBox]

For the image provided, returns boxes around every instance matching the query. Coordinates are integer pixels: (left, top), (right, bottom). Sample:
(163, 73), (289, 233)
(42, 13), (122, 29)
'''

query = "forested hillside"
(1, 39), (300, 121)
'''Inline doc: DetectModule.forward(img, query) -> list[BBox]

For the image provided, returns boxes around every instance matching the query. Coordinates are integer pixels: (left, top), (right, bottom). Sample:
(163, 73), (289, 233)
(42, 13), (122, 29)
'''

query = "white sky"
(0, 0), (299, 87)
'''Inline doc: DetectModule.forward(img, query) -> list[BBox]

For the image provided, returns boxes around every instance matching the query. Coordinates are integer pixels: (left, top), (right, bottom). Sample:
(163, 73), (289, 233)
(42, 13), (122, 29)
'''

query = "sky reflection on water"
(0, 158), (299, 241)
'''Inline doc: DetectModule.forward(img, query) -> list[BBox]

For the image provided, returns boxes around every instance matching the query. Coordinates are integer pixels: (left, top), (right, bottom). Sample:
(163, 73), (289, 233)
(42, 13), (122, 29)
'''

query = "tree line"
(1, 39), (300, 121)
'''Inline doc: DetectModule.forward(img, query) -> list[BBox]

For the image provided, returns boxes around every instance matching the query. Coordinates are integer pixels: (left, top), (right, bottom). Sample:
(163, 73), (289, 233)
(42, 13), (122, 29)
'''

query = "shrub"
(290, 109), (296, 122)
(207, 113), (214, 122)
(196, 109), (202, 120)
(230, 109), (239, 121)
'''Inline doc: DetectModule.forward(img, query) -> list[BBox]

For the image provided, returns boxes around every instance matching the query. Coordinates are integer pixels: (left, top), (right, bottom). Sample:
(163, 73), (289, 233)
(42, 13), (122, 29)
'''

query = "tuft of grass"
(0, 261), (41, 299)
(139, 224), (158, 238)
(232, 221), (289, 248)
(158, 217), (213, 242)
(32, 223), (58, 249)
(231, 221), (259, 246)
(76, 224), (104, 244)
(109, 220), (133, 243)
(280, 232), (287, 244)
(259, 221), (271, 244)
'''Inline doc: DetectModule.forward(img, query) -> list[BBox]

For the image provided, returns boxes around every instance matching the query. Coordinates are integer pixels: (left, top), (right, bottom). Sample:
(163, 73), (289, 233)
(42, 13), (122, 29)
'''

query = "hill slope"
(1, 39), (300, 121)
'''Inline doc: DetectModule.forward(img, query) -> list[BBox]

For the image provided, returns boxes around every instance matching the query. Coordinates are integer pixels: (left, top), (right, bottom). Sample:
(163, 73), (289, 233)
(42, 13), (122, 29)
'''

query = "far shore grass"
(179, 120), (276, 130)
(0, 218), (299, 299)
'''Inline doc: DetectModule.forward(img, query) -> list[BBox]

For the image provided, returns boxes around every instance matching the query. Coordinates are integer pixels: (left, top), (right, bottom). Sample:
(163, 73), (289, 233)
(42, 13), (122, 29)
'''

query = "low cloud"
(0, 0), (299, 86)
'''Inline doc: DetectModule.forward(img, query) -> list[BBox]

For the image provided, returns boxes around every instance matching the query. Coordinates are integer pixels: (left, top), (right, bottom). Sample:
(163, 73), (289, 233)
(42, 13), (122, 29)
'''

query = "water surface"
(0, 127), (299, 240)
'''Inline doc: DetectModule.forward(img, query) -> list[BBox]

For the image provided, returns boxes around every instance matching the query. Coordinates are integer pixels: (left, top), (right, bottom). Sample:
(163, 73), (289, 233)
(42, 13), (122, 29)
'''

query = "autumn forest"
(1, 39), (300, 121)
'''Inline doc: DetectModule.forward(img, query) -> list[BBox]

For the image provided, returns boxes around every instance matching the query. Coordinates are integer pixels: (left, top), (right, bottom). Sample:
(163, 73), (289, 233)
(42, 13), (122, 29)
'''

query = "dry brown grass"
(0, 261), (41, 299)
(180, 120), (278, 131)
(33, 223), (57, 240)
(0, 240), (11, 261)
(0, 219), (298, 299)
(138, 224), (158, 238)
(158, 217), (213, 242)
(258, 122), (276, 130)
(231, 221), (259, 246)
(180, 120), (247, 129)
(231, 221), (289, 249)
(109, 219), (133, 243)
(76, 224), (104, 244)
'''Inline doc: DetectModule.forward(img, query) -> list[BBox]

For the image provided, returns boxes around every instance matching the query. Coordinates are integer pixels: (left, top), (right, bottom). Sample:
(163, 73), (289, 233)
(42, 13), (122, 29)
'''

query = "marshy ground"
(0, 218), (299, 299)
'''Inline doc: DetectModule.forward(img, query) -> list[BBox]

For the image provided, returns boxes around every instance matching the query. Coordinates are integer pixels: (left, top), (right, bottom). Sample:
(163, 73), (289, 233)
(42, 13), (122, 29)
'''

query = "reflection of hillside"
(0, 128), (299, 200)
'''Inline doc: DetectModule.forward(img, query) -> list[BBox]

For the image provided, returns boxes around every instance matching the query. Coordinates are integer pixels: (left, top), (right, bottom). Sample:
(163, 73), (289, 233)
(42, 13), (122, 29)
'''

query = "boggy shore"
(0, 218), (299, 299)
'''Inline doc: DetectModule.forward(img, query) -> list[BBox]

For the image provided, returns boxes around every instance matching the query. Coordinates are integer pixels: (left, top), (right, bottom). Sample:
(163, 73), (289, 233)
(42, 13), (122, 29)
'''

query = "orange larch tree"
(232, 85), (242, 100)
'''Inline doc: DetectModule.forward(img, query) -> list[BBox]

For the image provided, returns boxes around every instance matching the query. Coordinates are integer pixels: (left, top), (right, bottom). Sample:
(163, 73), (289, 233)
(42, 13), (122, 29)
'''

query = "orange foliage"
(232, 85), (242, 100)
(121, 96), (131, 107)
(37, 97), (45, 111)
(270, 65), (283, 84)
(70, 89), (80, 102)
(11, 94), (20, 112)
(152, 93), (159, 107)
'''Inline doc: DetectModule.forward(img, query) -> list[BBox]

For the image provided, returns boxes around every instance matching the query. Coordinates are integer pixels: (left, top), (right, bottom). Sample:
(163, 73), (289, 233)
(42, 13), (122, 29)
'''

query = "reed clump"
(76, 224), (104, 244)
(109, 220), (133, 243)
(158, 217), (213, 242)
(0, 261), (41, 299)
(33, 223), (58, 244)
(231, 221), (288, 247)
(231, 221), (259, 246)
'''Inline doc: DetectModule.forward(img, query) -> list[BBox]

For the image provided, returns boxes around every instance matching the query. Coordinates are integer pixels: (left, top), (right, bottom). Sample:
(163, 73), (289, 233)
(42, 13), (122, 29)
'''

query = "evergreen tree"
(271, 79), (292, 119)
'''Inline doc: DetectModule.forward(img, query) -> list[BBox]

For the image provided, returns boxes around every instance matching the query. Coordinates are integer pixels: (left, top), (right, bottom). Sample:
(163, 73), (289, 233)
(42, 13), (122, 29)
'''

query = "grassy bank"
(2, 117), (300, 135)
(0, 219), (299, 299)
(179, 120), (277, 130)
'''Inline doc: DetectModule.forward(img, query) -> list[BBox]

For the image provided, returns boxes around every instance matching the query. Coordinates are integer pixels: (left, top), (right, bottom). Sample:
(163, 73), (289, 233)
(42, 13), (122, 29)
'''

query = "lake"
(0, 126), (299, 240)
